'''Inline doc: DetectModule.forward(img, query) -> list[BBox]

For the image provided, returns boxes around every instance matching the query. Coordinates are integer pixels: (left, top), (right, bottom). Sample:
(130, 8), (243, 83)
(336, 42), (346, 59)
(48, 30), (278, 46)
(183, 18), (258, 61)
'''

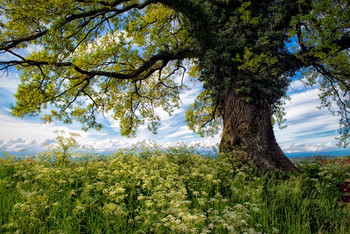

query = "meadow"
(1, 134), (350, 233)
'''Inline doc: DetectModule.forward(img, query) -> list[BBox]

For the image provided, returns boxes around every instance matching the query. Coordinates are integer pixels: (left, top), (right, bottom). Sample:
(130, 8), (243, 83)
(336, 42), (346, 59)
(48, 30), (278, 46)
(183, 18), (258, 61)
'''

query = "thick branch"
(0, 30), (49, 51)
(0, 48), (198, 81)
(297, 33), (350, 65)
(0, 0), (157, 51)
(65, 0), (157, 22)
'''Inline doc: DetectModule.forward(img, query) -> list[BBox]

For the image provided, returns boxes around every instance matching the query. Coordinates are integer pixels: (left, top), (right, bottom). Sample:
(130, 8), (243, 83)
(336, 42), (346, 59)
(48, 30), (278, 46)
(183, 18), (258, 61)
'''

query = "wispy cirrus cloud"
(275, 87), (340, 152)
(0, 67), (347, 155)
(0, 73), (20, 93)
(280, 142), (337, 154)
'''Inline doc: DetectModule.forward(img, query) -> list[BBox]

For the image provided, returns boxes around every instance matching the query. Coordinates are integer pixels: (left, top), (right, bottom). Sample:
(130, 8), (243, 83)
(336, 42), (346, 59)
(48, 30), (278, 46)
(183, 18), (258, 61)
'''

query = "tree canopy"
(0, 0), (349, 157)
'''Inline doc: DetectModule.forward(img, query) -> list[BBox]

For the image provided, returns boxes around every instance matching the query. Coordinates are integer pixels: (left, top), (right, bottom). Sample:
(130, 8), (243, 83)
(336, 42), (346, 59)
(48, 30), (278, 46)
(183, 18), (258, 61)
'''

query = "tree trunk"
(219, 91), (298, 172)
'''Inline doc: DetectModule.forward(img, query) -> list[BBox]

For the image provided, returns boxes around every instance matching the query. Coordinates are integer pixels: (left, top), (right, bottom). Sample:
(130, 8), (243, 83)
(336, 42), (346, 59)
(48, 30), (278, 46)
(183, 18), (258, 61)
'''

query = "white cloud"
(0, 110), (131, 153)
(0, 110), (98, 152)
(0, 51), (345, 155)
(154, 107), (174, 120)
(280, 142), (337, 153)
(26, 44), (44, 54)
(0, 138), (45, 152)
(275, 87), (340, 152)
(289, 79), (308, 92)
(179, 82), (202, 106)
(0, 73), (20, 93)
(0, 114), (56, 141)
(288, 77), (318, 94)
(0, 15), (8, 23)
(82, 138), (140, 152)
(188, 136), (221, 148)
(165, 126), (193, 139)
(0, 84), (341, 154)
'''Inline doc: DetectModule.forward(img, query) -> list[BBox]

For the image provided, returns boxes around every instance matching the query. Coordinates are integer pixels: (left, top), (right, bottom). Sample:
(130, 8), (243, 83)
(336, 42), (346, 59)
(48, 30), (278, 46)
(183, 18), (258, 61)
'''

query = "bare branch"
(313, 63), (350, 95)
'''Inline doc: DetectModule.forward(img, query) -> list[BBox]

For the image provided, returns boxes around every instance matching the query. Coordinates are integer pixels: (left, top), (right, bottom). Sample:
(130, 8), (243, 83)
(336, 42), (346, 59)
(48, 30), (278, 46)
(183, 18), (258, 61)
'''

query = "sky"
(1, 65), (350, 157)
(0, 37), (349, 157)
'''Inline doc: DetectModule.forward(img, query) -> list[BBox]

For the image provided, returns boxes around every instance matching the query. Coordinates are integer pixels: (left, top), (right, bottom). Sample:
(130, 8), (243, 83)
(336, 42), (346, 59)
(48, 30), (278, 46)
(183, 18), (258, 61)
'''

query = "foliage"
(2, 0), (193, 136)
(0, 0), (349, 145)
(299, 156), (350, 184)
(289, 0), (350, 147)
(0, 139), (349, 233)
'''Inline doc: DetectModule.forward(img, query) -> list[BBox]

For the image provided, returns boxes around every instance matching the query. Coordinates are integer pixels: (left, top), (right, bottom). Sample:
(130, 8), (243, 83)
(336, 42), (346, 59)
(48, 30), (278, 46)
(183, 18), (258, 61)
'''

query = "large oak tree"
(0, 0), (349, 171)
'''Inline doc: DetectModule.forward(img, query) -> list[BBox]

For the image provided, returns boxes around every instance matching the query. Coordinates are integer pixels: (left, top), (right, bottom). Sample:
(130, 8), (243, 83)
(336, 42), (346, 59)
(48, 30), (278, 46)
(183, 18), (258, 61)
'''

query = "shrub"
(0, 138), (349, 233)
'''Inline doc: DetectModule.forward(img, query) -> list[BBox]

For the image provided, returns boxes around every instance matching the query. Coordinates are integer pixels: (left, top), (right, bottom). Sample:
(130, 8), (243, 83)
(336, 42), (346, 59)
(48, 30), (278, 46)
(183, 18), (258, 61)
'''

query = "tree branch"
(0, 48), (198, 81)
(297, 33), (350, 65)
(0, 30), (49, 51)
(205, 104), (218, 128)
(0, 0), (157, 51)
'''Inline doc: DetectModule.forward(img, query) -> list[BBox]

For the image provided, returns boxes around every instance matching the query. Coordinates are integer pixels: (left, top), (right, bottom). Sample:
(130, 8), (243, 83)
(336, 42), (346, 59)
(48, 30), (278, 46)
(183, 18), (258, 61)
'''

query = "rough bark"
(219, 91), (298, 172)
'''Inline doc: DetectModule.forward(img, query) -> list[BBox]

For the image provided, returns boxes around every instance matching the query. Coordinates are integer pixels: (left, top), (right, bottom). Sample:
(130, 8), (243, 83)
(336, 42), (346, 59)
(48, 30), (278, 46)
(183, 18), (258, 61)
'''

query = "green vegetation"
(1, 0), (350, 171)
(1, 136), (349, 233)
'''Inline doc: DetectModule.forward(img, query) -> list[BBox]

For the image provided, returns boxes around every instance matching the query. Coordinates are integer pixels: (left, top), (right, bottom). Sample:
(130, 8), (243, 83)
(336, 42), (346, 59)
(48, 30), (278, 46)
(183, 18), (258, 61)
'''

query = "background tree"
(0, 0), (349, 171)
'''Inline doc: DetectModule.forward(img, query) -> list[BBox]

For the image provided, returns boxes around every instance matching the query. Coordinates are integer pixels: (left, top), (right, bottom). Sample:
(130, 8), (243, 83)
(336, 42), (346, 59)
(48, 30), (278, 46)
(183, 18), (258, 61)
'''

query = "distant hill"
(286, 149), (350, 158)
(289, 155), (338, 164)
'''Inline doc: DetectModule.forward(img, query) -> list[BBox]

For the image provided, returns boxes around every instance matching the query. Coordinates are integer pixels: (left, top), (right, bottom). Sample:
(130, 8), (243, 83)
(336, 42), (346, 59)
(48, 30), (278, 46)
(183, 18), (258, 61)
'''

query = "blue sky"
(1, 43), (350, 157)
(1, 66), (349, 157)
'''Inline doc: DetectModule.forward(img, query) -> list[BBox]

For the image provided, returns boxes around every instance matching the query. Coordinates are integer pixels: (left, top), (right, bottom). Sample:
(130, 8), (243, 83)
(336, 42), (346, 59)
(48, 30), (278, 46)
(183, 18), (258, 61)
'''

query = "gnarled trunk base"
(219, 92), (298, 172)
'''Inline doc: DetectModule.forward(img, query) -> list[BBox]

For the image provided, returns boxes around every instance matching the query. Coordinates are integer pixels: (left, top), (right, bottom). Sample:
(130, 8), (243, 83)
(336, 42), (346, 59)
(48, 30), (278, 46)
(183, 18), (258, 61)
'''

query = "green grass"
(1, 144), (349, 233)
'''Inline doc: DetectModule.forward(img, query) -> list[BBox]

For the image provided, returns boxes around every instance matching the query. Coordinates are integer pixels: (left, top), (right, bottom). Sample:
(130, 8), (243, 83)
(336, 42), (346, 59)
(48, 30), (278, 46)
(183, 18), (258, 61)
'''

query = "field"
(1, 139), (350, 233)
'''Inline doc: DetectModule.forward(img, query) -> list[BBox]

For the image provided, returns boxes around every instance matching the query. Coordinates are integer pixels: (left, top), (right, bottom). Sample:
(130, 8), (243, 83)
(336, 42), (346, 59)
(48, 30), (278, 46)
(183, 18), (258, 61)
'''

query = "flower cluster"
(0, 142), (349, 233)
